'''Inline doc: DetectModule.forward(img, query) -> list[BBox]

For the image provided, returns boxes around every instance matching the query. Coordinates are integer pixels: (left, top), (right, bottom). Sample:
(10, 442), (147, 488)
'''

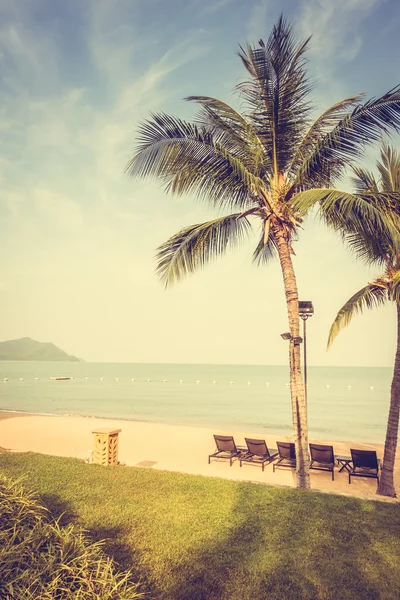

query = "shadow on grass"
(90, 524), (138, 568)
(160, 483), (400, 600)
(41, 492), (151, 597)
(41, 495), (137, 568)
(41, 493), (78, 526)
(40, 492), (138, 569)
(82, 522), (154, 597)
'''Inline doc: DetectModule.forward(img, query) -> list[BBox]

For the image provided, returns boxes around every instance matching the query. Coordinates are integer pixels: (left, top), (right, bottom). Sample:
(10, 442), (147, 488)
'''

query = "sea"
(0, 362), (393, 444)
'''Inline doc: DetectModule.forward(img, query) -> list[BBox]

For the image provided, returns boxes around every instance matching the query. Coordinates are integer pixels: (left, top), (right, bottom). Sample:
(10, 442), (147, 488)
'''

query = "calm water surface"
(0, 362), (393, 443)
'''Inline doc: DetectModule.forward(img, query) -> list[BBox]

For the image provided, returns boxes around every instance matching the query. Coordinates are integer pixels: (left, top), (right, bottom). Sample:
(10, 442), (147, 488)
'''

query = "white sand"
(0, 411), (398, 502)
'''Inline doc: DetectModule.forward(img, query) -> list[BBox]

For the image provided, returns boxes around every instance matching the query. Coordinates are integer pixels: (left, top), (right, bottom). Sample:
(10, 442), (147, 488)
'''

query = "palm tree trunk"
(377, 303), (400, 498)
(273, 224), (310, 489)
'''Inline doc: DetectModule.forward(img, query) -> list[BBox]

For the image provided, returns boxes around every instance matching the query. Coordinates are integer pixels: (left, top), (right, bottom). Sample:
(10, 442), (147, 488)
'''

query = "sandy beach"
(0, 410), (398, 502)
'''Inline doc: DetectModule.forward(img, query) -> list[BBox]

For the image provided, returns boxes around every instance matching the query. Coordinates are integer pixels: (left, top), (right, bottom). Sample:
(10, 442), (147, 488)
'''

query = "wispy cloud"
(246, 0), (270, 42)
(0, 9), (61, 94)
(0, 0), (210, 220)
(297, 0), (378, 85)
(194, 0), (236, 17)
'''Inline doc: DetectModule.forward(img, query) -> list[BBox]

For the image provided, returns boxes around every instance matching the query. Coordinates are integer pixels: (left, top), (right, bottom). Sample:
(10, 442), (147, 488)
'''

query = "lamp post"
(298, 301), (314, 401)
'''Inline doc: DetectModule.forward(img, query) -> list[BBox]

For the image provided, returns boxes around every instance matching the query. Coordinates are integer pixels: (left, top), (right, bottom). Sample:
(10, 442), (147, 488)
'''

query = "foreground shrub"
(0, 474), (142, 599)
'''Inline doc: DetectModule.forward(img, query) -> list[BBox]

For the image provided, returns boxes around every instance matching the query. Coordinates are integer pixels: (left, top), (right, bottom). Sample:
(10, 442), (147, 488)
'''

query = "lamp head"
(281, 332), (303, 345)
(299, 300), (314, 319)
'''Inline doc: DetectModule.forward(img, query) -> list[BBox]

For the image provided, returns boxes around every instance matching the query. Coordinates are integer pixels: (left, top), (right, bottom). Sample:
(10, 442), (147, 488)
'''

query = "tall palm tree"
(126, 16), (400, 489)
(328, 143), (400, 497)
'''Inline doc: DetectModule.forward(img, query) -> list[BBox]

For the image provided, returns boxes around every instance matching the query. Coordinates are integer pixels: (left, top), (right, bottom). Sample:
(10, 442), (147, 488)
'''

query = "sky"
(0, 0), (399, 366)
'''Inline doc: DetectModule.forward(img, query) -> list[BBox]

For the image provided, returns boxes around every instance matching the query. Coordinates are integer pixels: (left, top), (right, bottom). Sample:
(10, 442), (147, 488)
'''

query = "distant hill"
(0, 338), (81, 361)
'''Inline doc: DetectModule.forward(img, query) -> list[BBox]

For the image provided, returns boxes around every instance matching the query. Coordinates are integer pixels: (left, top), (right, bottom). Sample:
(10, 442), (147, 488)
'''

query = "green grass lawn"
(1, 453), (399, 600)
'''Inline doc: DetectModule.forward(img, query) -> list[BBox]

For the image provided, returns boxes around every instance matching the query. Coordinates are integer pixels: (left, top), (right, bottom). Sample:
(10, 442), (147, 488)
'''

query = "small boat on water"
(49, 376), (74, 381)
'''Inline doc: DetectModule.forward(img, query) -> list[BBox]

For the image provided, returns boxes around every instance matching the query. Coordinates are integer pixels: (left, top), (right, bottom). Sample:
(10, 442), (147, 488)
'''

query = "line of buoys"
(0, 377), (380, 390)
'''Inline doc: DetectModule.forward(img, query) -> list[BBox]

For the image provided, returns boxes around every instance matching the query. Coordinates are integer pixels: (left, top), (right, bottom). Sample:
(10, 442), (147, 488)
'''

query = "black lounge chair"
(309, 443), (335, 480)
(208, 435), (242, 466)
(239, 438), (278, 471)
(273, 441), (296, 472)
(348, 449), (381, 484)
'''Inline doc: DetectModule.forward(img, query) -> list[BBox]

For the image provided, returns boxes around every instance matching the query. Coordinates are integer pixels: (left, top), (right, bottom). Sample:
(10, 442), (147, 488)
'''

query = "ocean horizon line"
(0, 359), (393, 369)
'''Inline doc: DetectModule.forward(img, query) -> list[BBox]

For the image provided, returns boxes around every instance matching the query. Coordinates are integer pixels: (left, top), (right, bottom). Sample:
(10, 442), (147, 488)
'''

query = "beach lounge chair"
(309, 443), (335, 480)
(348, 449), (380, 484)
(273, 441), (296, 472)
(239, 438), (278, 471)
(208, 435), (242, 466)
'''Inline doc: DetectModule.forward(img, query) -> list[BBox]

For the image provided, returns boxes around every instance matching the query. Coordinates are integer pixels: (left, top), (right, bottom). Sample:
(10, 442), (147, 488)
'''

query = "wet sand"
(0, 411), (31, 421)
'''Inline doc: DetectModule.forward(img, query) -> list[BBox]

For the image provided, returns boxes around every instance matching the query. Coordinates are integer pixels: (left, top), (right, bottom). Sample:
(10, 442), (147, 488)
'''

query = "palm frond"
(291, 188), (400, 262)
(252, 225), (278, 265)
(296, 87), (400, 187)
(185, 95), (270, 179)
(347, 144), (400, 266)
(185, 96), (250, 128)
(389, 270), (400, 304)
(328, 284), (388, 348)
(342, 231), (392, 267)
(126, 112), (264, 211)
(351, 166), (380, 194)
(185, 96), (251, 144)
(236, 15), (312, 175)
(377, 141), (400, 193)
(156, 212), (254, 287)
(288, 95), (363, 181)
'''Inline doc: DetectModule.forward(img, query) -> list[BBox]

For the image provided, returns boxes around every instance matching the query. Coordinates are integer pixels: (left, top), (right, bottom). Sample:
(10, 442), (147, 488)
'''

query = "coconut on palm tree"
(328, 143), (400, 497)
(126, 16), (400, 489)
